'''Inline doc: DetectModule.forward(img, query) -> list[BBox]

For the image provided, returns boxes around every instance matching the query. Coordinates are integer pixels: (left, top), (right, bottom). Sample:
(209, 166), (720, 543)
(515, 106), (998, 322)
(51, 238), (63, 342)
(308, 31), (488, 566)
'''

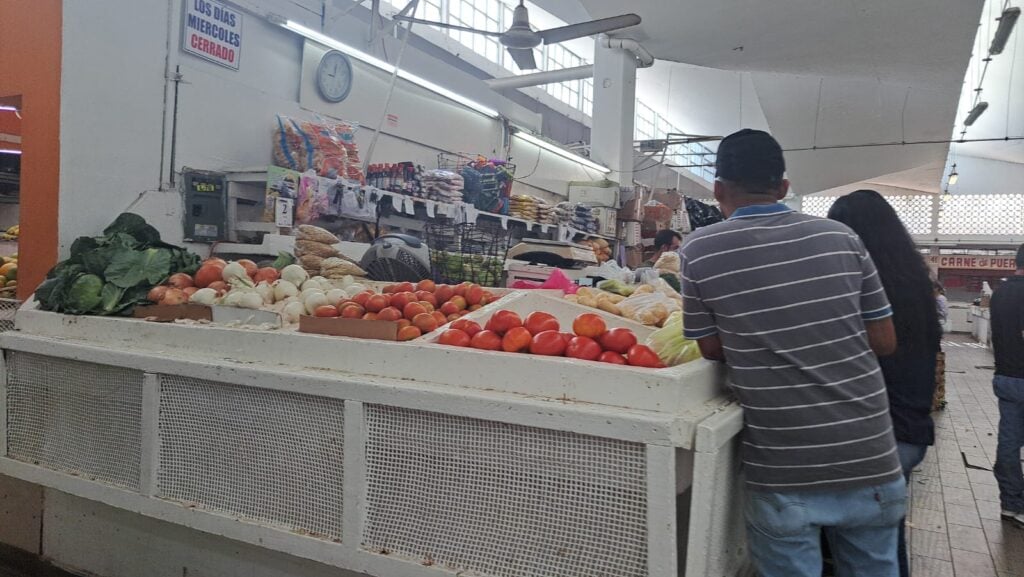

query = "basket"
(437, 154), (516, 215)
(425, 223), (512, 287)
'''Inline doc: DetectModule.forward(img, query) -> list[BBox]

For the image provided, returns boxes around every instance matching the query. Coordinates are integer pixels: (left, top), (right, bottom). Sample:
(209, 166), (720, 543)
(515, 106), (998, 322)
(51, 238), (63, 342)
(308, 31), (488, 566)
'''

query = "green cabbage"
(644, 312), (701, 366)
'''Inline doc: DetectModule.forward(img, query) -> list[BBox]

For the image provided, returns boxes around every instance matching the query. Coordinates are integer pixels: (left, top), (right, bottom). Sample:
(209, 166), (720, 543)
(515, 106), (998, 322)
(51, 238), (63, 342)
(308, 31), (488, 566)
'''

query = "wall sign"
(928, 255), (1018, 271)
(183, 0), (243, 70)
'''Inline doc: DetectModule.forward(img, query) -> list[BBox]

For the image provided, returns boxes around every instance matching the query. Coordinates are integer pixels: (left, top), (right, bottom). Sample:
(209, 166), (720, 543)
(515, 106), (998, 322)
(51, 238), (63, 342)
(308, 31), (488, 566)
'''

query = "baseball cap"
(715, 129), (786, 188)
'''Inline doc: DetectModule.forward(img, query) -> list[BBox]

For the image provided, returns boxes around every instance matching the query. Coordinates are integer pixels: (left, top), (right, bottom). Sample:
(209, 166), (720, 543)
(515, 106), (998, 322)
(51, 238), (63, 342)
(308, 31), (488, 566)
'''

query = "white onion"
(280, 264), (308, 287)
(221, 291), (245, 307)
(304, 292), (329, 315)
(222, 262), (252, 287)
(325, 288), (347, 304)
(273, 280), (299, 301)
(254, 281), (275, 304)
(189, 288), (219, 305)
(281, 301), (305, 324)
(344, 284), (367, 297)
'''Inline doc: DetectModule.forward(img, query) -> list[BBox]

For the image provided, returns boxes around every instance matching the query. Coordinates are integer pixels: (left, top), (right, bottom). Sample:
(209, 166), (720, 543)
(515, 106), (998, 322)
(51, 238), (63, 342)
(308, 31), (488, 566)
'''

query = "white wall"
(56, 0), (610, 254)
(943, 155), (1024, 195)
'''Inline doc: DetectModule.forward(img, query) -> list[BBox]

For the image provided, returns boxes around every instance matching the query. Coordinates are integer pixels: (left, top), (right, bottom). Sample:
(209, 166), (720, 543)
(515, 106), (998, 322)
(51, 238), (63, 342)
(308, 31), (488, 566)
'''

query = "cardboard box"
(134, 304), (213, 322)
(652, 189), (683, 211)
(299, 315), (400, 340)
(618, 196), (643, 222)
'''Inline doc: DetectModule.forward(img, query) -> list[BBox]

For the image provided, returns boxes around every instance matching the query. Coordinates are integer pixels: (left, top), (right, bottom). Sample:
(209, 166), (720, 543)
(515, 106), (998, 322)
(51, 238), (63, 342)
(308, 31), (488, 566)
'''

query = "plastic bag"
(653, 251), (680, 274)
(617, 291), (680, 326)
(645, 312), (701, 366)
(595, 259), (633, 283)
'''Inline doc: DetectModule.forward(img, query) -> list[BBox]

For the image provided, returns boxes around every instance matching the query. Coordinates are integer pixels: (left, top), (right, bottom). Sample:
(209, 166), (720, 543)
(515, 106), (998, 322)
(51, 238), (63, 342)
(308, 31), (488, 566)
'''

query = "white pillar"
(590, 37), (637, 188)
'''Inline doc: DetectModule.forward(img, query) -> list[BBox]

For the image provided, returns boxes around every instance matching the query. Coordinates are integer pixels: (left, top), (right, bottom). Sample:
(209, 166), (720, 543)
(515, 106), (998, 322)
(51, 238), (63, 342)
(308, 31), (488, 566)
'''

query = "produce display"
(566, 285), (681, 327)
(429, 250), (504, 287)
(435, 308), (666, 368)
(1, 224), (19, 241)
(0, 255), (17, 297)
(36, 213), (200, 316)
(581, 237), (612, 263)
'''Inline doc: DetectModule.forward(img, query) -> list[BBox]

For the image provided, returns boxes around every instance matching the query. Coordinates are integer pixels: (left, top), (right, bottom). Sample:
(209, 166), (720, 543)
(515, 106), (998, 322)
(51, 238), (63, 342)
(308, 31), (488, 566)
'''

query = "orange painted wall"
(0, 0), (62, 300)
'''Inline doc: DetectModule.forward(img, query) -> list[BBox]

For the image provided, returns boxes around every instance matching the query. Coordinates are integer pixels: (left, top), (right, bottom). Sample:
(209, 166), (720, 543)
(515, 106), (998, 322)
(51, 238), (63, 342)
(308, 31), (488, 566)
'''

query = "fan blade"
(537, 14), (641, 44)
(507, 48), (538, 70)
(392, 15), (503, 36)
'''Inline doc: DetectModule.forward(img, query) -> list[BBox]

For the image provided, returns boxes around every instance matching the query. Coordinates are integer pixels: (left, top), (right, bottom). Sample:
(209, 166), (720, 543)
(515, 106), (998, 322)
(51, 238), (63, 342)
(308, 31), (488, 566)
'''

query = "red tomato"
(627, 344), (666, 368)
(395, 282), (416, 294)
(598, 351), (628, 365)
(566, 336), (603, 361)
(365, 294), (390, 313)
(416, 279), (436, 293)
(448, 295), (468, 311)
(417, 301), (435, 313)
(434, 284), (455, 304)
(447, 313), (461, 322)
(396, 318), (412, 329)
(376, 307), (403, 322)
(465, 285), (484, 306)
(413, 312), (439, 334)
(451, 318), (483, 337)
(572, 313), (608, 339)
(390, 291), (417, 311)
(470, 330), (503, 351)
(600, 327), (638, 354)
(438, 329), (472, 347)
(314, 305), (339, 318)
(560, 332), (575, 347)
(352, 291), (373, 307)
(487, 310), (523, 335)
(431, 311), (448, 326)
(403, 302), (427, 321)
(530, 330), (567, 356)
(501, 326), (533, 353)
(340, 304), (365, 318)
(416, 291), (438, 307)
(524, 311), (560, 335)
(397, 325), (421, 341)
(362, 312), (379, 320)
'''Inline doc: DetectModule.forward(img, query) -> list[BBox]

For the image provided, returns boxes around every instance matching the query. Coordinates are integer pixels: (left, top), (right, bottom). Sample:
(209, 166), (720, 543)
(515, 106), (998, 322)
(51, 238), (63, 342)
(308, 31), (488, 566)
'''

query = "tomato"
(418, 301), (435, 313)
(434, 284), (455, 304)
(416, 279), (436, 293)
(365, 294), (390, 313)
(465, 285), (484, 306)
(560, 332), (575, 346)
(501, 327), (533, 353)
(431, 311), (448, 326)
(352, 291), (373, 307)
(524, 311), (560, 335)
(403, 302), (427, 321)
(600, 327), (638, 354)
(202, 257), (227, 269)
(253, 267), (280, 284)
(468, 304), (483, 312)
(627, 344), (665, 368)
(376, 307), (403, 322)
(390, 291), (417, 311)
(340, 303), (365, 318)
(412, 312), (439, 334)
(448, 295), (468, 311)
(396, 318), (412, 329)
(193, 264), (223, 288)
(314, 305), (339, 318)
(470, 330), (503, 351)
(566, 336), (602, 361)
(362, 312), (379, 320)
(438, 329), (472, 347)
(397, 325), (421, 341)
(453, 282), (470, 297)
(530, 330), (567, 356)
(572, 313), (607, 339)
(439, 301), (460, 316)
(487, 310), (523, 335)
(382, 284), (397, 294)
(598, 351), (628, 365)
(396, 282), (416, 294)
(416, 291), (438, 307)
(447, 313), (461, 322)
(451, 318), (482, 337)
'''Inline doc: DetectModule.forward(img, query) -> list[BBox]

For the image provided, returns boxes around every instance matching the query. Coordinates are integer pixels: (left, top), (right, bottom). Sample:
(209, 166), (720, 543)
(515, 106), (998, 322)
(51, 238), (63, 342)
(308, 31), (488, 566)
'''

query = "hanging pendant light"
(947, 164), (959, 186)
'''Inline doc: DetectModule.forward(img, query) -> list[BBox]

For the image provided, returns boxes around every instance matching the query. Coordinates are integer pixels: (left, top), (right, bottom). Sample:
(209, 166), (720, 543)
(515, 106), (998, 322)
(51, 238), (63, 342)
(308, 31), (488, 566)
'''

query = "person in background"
(934, 283), (949, 332)
(642, 229), (682, 268)
(681, 129), (904, 577)
(828, 190), (942, 577)
(992, 244), (1024, 526)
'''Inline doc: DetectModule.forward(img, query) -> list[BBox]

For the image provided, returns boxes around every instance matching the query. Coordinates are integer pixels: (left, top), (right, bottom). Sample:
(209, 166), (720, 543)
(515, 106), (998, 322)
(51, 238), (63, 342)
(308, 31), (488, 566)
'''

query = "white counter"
(0, 300), (748, 577)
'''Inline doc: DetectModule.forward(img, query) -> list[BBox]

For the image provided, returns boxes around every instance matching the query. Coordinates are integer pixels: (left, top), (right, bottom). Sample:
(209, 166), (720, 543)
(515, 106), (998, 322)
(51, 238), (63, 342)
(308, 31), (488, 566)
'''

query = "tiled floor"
(907, 335), (1019, 577)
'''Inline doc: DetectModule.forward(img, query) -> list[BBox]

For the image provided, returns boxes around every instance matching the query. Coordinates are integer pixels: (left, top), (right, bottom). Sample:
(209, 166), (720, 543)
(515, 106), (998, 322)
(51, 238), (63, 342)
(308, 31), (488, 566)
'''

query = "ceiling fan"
(392, 1), (641, 70)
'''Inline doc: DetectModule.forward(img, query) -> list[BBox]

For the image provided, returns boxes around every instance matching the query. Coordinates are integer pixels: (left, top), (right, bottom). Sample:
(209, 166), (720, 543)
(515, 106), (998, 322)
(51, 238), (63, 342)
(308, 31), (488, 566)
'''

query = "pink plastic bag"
(510, 268), (579, 294)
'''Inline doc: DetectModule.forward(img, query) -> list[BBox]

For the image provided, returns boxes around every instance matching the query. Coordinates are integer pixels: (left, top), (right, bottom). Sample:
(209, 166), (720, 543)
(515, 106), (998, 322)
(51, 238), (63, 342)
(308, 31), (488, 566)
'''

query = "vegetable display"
(436, 309), (666, 368)
(36, 213), (200, 315)
(565, 285), (682, 327)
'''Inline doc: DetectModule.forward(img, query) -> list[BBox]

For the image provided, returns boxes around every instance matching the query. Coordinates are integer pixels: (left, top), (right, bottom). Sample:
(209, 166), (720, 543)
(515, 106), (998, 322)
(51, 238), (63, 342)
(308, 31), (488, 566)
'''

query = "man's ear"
(775, 179), (790, 201)
(713, 180), (726, 204)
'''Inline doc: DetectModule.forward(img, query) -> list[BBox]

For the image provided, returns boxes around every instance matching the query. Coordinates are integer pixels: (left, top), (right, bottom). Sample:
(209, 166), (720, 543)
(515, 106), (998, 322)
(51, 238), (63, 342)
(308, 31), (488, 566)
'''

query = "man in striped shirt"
(681, 129), (904, 577)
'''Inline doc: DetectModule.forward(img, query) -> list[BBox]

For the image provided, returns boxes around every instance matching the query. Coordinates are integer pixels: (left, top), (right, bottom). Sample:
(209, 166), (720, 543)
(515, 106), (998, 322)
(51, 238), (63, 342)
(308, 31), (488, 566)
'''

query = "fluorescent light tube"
(947, 172), (958, 186)
(513, 130), (611, 173)
(0, 149), (22, 155)
(990, 7), (1021, 55)
(964, 101), (989, 126)
(284, 21), (499, 118)
(0, 106), (17, 112)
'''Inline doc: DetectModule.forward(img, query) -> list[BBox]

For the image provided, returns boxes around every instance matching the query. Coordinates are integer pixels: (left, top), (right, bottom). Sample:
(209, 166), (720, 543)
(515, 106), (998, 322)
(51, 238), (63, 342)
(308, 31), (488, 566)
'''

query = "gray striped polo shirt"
(681, 203), (902, 492)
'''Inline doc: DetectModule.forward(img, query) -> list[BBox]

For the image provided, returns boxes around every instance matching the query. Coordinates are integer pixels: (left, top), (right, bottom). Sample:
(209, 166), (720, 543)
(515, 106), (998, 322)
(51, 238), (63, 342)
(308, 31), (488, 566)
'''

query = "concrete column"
(590, 37), (637, 189)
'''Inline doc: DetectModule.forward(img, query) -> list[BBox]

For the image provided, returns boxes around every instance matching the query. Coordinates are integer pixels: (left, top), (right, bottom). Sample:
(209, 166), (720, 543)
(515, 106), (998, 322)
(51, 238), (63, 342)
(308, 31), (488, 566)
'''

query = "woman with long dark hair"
(828, 189), (941, 577)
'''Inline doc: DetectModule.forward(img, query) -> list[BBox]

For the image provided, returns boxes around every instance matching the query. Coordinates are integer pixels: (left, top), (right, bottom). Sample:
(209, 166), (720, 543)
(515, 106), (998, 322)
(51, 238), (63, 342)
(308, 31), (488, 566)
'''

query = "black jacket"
(992, 276), (1024, 379)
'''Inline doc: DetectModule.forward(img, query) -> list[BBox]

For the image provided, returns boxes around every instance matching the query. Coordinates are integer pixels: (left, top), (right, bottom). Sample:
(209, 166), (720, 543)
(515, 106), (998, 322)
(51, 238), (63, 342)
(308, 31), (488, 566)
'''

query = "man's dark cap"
(715, 129), (786, 187)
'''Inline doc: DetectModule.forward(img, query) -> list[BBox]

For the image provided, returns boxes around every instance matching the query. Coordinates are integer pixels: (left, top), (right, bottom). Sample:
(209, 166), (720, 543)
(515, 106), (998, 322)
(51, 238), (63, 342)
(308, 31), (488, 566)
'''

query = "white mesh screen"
(884, 195), (933, 235)
(5, 351), (143, 490)
(362, 405), (649, 577)
(157, 376), (345, 540)
(800, 196), (836, 217)
(0, 298), (20, 333)
(939, 194), (1024, 235)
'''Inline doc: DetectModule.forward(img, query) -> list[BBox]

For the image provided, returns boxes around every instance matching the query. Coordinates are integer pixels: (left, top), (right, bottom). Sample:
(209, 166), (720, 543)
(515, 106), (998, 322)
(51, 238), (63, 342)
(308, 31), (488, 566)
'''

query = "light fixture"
(512, 130), (611, 173)
(964, 101), (989, 126)
(990, 7), (1021, 55)
(0, 150), (22, 155)
(282, 21), (500, 119)
(947, 163), (959, 186)
(0, 106), (18, 113)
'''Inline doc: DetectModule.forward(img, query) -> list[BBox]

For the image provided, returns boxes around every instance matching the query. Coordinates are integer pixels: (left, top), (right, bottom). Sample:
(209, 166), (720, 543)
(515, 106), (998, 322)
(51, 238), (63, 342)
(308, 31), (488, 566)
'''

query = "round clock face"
(316, 50), (353, 103)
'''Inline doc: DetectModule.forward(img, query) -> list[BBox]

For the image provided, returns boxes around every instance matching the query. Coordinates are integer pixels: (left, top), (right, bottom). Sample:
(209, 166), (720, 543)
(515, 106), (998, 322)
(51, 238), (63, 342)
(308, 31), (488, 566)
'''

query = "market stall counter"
(0, 294), (748, 577)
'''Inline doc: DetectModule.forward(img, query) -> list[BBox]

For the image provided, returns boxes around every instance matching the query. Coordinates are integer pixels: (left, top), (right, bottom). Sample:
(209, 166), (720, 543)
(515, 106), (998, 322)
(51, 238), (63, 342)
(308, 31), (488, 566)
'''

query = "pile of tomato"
(436, 310), (665, 368)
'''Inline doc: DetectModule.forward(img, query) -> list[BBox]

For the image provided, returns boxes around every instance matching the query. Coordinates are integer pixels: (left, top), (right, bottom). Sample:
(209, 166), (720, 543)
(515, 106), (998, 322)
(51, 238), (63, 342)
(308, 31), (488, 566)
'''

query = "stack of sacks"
(509, 195), (539, 221)
(320, 257), (366, 279)
(535, 199), (558, 225)
(420, 170), (464, 203)
(294, 224), (342, 275)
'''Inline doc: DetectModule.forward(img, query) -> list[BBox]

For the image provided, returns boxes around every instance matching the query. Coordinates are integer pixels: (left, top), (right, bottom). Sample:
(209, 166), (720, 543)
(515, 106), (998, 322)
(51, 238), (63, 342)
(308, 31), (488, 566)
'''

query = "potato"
(578, 295), (599, 308)
(597, 300), (622, 315)
(564, 294), (580, 303)
(633, 284), (655, 295)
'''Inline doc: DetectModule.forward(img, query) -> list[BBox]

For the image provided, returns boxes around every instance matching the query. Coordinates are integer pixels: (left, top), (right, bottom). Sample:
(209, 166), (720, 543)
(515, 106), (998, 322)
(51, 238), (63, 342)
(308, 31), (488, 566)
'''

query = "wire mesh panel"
(5, 351), (143, 490)
(939, 194), (1024, 236)
(362, 405), (649, 577)
(157, 376), (345, 540)
(885, 195), (934, 235)
(800, 196), (837, 218)
(0, 298), (19, 332)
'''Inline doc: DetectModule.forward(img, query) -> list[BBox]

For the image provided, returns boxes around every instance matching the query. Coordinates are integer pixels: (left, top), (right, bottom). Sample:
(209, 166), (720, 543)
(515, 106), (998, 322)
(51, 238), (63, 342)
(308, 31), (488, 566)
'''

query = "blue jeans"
(895, 442), (928, 577)
(746, 477), (906, 577)
(994, 375), (1024, 512)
